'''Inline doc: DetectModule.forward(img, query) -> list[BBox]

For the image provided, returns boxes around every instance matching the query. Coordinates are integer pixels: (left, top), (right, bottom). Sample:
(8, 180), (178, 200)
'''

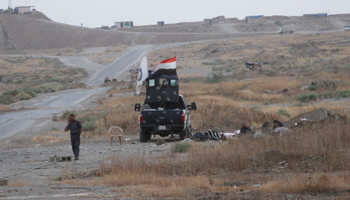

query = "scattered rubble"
(211, 48), (222, 53)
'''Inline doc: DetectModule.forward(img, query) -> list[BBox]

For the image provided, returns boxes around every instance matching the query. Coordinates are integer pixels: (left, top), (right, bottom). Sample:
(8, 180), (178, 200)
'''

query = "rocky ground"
(0, 134), (180, 199)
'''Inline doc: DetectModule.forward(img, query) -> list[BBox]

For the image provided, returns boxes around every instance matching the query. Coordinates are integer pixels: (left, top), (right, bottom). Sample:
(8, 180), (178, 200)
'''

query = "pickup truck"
(135, 95), (196, 142)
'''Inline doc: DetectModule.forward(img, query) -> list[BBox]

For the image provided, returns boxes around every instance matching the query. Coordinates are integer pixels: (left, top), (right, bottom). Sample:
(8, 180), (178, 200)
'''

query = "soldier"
(240, 124), (254, 135)
(273, 120), (284, 130)
(65, 114), (82, 160)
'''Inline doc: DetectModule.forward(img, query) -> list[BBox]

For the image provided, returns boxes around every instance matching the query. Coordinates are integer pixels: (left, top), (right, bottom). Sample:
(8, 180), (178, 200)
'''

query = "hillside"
(0, 12), (349, 50)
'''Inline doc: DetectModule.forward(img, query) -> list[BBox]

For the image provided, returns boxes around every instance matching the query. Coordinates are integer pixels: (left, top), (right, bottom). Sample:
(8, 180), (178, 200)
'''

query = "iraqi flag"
(151, 56), (177, 77)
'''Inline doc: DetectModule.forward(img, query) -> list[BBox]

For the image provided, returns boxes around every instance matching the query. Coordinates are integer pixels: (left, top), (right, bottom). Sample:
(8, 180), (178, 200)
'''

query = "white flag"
(136, 56), (148, 95)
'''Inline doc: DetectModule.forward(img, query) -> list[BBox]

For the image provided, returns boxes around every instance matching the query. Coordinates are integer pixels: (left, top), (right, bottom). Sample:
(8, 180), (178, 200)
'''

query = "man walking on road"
(65, 114), (82, 160)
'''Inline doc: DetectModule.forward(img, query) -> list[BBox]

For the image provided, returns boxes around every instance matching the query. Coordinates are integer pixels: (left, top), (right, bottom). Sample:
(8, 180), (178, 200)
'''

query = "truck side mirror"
(191, 102), (197, 110)
(135, 104), (141, 111)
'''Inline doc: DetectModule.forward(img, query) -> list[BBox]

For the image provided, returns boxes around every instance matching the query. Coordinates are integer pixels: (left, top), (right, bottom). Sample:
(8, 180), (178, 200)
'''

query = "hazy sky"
(2, 0), (350, 28)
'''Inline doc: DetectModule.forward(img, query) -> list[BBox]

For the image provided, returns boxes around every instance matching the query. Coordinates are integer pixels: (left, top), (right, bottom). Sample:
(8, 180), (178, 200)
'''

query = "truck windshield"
(143, 96), (186, 110)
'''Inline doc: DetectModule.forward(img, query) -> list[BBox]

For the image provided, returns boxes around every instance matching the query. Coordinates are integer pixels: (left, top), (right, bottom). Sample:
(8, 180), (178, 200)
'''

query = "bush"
(16, 92), (32, 100)
(60, 110), (77, 121)
(309, 85), (317, 91)
(309, 93), (317, 101)
(276, 109), (291, 118)
(156, 139), (166, 146)
(21, 87), (37, 98)
(37, 86), (55, 93)
(319, 91), (333, 99)
(37, 82), (64, 92)
(0, 94), (14, 105)
(263, 101), (270, 105)
(335, 90), (350, 98)
(3, 90), (19, 96)
(172, 142), (192, 153)
(82, 120), (96, 132)
(295, 94), (310, 103)
(205, 72), (224, 83)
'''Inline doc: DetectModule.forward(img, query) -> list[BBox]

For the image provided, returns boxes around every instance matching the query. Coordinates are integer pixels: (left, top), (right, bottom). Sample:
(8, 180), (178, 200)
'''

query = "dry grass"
(32, 131), (69, 143)
(8, 179), (32, 187)
(62, 172), (237, 198)
(0, 104), (10, 112)
(61, 121), (349, 197)
(256, 173), (350, 194)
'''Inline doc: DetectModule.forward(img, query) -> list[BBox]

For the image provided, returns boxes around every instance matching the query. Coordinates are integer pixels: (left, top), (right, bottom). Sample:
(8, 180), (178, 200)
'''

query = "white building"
(15, 6), (34, 14)
(114, 21), (133, 28)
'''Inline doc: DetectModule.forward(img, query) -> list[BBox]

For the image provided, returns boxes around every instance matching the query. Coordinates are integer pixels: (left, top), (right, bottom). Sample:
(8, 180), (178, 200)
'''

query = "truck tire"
(140, 130), (147, 143)
(147, 133), (151, 140)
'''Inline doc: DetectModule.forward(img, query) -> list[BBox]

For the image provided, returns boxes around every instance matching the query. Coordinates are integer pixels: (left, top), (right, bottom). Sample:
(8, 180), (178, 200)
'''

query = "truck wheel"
(140, 130), (147, 143)
(147, 133), (151, 140)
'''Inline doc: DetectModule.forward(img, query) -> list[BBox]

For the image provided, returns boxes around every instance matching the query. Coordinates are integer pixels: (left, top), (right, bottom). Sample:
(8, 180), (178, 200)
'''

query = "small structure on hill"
(203, 18), (212, 25)
(303, 13), (327, 18)
(14, 6), (34, 14)
(245, 15), (264, 24)
(212, 15), (226, 24)
(114, 21), (133, 28)
(157, 21), (164, 26)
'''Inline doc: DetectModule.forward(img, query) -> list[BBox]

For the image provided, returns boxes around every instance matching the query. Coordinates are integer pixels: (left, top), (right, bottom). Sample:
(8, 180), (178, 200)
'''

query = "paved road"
(0, 43), (184, 138)
(0, 87), (109, 139)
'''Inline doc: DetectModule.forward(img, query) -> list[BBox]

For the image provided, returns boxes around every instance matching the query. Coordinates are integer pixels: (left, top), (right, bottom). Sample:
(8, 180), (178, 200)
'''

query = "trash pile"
(183, 108), (332, 143)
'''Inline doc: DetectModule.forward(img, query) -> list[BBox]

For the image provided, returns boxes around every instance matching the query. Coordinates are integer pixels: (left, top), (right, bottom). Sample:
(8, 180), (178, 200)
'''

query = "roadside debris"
(211, 48), (222, 53)
(265, 88), (288, 94)
(273, 127), (291, 136)
(244, 62), (268, 71)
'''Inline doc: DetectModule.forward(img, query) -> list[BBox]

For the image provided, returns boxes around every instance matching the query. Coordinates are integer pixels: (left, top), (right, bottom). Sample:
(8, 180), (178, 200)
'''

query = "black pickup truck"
(135, 95), (196, 142)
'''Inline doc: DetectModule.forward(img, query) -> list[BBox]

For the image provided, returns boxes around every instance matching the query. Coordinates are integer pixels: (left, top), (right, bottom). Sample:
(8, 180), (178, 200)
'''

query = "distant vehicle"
(344, 25), (350, 31)
(277, 24), (297, 34)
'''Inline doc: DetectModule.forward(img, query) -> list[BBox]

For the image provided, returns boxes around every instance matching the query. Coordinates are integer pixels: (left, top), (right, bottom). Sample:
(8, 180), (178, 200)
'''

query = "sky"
(2, 0), (350, 28)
